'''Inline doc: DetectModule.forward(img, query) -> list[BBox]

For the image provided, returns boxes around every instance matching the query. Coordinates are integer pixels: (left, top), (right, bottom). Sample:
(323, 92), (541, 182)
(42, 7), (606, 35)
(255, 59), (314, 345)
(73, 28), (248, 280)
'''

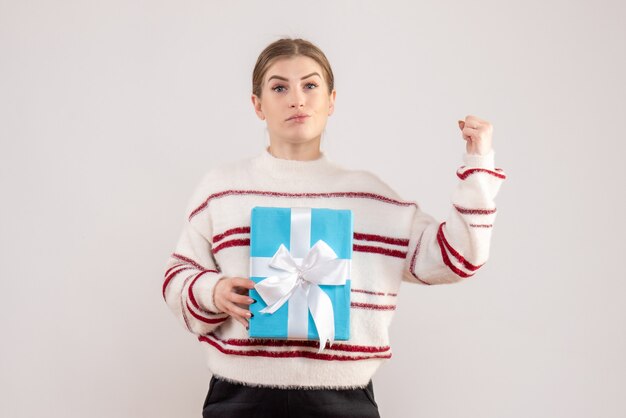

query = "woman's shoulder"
(335, 165), (404, 202)
(183, 156), (256, 216)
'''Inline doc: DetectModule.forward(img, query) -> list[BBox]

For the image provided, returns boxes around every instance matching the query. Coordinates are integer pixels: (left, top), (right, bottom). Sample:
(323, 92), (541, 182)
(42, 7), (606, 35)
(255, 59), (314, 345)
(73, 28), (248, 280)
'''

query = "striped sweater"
(162, 145), (506, 389)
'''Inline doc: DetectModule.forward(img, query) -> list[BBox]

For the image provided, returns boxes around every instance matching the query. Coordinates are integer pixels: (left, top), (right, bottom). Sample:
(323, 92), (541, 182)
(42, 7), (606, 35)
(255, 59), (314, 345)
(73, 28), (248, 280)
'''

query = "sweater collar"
(252, 146), (339, 179)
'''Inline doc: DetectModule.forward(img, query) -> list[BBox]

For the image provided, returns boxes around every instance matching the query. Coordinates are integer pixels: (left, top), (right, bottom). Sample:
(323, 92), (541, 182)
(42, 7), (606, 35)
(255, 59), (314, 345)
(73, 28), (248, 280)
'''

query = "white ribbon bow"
(254, 239), (349, 353)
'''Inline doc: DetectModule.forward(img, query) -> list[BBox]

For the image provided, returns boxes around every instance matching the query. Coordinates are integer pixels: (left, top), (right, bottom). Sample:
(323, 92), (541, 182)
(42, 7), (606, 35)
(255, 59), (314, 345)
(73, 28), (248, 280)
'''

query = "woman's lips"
(287, 114), (310, 122)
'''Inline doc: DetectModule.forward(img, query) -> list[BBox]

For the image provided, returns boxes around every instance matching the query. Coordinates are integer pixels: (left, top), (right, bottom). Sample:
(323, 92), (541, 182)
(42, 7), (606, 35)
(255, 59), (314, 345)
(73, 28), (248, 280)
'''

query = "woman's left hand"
(457, 115), (493, 155)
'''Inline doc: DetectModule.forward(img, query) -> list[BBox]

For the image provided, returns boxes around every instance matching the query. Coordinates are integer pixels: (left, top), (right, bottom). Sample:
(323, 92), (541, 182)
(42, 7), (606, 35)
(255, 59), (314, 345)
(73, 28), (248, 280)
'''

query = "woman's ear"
(251, 94), (265, 120)
(328, 89), (336, 116)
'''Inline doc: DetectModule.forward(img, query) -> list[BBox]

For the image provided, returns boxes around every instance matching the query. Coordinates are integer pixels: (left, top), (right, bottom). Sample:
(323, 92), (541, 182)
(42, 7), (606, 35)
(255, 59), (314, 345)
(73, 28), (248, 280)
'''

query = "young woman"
(163, 38), (506, 418)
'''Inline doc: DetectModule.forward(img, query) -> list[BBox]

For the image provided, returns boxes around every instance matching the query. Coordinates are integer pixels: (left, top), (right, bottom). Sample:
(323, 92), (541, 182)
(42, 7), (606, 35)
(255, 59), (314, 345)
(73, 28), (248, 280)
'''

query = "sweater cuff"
(463, 149), (495, 169)
(191, 272), (226, 314)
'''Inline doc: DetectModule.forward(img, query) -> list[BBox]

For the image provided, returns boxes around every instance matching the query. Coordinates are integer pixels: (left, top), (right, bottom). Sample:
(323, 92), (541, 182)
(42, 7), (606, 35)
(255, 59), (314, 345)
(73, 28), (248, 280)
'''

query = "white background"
(1, 1), (624, 417)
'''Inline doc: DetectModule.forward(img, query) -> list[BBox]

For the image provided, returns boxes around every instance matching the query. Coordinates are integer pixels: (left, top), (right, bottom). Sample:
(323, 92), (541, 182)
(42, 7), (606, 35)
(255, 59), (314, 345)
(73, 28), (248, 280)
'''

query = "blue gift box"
(248, 206), (353, 346)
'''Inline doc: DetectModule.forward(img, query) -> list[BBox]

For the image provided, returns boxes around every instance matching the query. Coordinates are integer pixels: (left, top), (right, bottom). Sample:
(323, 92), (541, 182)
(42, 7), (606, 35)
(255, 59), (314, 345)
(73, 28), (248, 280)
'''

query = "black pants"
(202, 374), (381, 418)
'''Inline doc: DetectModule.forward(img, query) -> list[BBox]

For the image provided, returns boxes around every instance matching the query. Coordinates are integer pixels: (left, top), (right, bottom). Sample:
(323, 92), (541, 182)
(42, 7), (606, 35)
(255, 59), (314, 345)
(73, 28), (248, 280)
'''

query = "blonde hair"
(252, 38), (334, 98)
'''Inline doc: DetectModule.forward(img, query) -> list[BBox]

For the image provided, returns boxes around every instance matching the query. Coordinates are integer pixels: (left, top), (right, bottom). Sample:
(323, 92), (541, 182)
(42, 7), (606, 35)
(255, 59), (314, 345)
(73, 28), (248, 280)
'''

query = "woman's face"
(251, 55), (336, 147)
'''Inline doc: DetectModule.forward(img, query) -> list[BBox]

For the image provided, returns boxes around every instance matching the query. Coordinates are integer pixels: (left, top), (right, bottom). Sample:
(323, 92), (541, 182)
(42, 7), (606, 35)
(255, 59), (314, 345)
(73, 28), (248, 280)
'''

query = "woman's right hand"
(213, 277), (257, 329)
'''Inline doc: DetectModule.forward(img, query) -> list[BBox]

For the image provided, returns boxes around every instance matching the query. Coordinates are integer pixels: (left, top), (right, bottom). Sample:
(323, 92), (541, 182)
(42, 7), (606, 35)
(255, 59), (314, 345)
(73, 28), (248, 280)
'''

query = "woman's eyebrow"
(267, 72), (321, 82)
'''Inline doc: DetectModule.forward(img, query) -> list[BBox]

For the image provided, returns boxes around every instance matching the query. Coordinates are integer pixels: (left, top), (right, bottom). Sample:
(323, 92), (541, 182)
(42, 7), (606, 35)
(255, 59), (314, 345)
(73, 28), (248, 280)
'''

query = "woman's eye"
(271, 83), (317, 93)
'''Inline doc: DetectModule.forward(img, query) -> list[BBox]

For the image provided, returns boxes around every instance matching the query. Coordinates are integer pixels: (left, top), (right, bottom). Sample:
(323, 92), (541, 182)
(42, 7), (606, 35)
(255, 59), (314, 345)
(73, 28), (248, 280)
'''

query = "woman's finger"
(224, 299), (253, 320)
(233, 287), (250, 296)
(463, 114), (485, 126)
(220, 300), (250, 328)
(232, 277), (257, 289)
(221, 300), (242, 320)
(462, 126), (479, 140)
(230, 292), (255, 305)
(459, 118), (482, 130)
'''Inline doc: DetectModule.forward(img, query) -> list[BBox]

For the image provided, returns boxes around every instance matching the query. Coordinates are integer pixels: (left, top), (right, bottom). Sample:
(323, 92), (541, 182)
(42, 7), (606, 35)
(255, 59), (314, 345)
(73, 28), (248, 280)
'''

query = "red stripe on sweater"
(453, 204), (497, 215)
(456, 167), (507, 180)
(353, 232), (409, 247)
(185, 300), (229, 324)
(172, 253), (206, 270)
(212, 227), (408, 249)
(189, 190), (417, 221)
(351, 288), (397, 297)
(407, 232), (431, 285)
(351, 301), (396, 311)
(435, 224), (474, 279)
(164, 263), (186, 278)
(213, 226), (251, 244)
(438, 222), (483, 271)
(181, 296), (193, 333)
(204, 332), (390, 353)
(198, 336), (393, 361)
(188, 270), (222, 315)
(180, 275), (196, 333)
(213, 238), (251, 254)
(353, 244), (406, 259)
(162, 266), (194, 300)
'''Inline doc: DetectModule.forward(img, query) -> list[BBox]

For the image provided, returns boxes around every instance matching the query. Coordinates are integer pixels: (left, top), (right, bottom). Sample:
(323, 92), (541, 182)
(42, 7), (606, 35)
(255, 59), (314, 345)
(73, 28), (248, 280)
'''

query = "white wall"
(1, 0), (624, 417)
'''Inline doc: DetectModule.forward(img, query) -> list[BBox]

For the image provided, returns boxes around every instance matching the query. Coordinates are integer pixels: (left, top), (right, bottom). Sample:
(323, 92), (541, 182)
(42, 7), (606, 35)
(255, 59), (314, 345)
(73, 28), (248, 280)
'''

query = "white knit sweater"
(163, 146), (506, 389)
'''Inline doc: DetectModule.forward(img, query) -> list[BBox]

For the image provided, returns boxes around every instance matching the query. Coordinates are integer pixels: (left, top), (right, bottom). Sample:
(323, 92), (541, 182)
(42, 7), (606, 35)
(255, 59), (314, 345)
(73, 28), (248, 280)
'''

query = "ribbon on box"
(254, 241), (348, 352)
(250, 207), (350, 353)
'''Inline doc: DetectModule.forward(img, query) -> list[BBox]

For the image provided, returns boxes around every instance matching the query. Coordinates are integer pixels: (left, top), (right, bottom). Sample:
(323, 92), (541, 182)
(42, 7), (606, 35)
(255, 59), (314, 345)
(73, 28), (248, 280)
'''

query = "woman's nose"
(289, 89), (305, 108)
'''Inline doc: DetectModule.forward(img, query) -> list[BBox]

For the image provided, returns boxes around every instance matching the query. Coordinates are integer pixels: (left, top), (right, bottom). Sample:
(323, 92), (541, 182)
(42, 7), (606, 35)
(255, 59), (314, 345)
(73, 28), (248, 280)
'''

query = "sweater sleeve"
(402, 150), (506, 285)
(162, 173), (230, 335)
